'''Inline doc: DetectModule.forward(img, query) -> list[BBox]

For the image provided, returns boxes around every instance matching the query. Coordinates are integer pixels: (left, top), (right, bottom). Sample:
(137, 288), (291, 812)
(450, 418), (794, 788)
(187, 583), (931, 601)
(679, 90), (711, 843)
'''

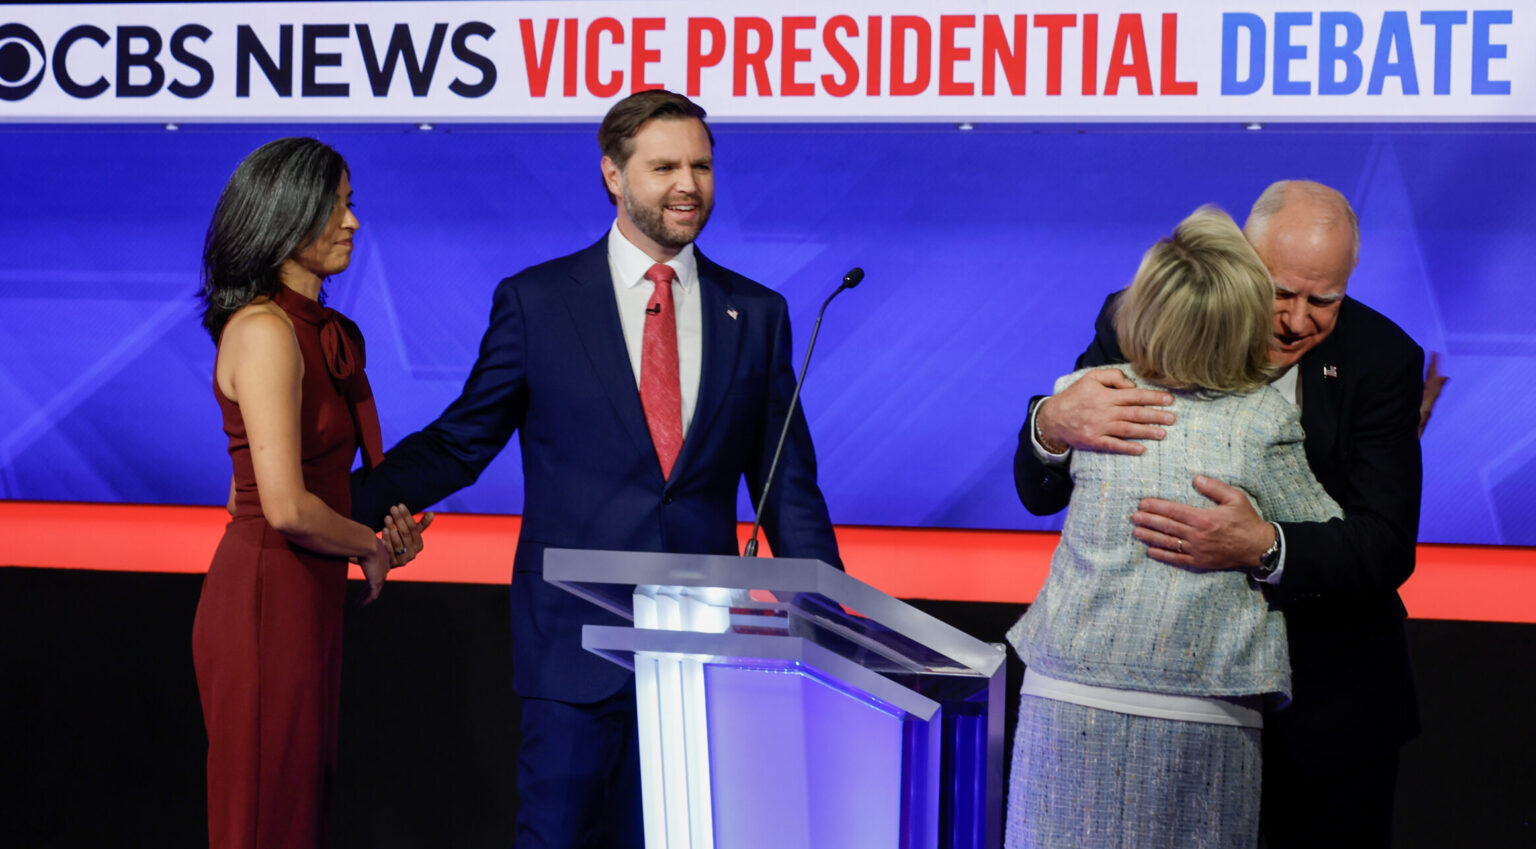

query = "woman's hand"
(358, 537), (392, 605)
(383, 504), (434, 568)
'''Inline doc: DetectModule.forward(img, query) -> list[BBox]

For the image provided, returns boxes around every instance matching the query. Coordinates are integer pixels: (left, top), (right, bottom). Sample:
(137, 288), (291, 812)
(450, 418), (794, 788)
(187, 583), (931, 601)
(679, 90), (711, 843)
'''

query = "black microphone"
(645, 303), (662, 315)
(744, 267), (864, 557)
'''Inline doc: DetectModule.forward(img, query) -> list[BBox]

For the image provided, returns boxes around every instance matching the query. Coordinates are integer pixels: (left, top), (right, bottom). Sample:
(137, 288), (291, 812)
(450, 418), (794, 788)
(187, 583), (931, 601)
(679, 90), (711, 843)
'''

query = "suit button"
(663, 494), (674, 504)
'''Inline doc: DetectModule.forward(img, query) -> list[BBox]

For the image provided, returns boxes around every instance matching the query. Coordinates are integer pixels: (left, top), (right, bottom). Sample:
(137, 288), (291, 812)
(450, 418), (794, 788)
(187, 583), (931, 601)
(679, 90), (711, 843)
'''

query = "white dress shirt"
(606, 222), (704, 437)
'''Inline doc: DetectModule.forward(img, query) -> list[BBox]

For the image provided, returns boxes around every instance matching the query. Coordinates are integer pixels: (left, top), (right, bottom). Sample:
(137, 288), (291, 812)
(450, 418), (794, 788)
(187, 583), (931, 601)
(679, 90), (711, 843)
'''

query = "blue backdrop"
(1, 122), (1532, 544)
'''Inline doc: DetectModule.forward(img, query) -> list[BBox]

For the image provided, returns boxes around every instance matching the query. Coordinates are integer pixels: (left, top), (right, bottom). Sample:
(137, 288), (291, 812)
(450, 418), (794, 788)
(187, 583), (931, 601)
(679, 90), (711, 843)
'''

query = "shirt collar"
(607, 221), (697, 291)
(1271, 362), (1301, 406)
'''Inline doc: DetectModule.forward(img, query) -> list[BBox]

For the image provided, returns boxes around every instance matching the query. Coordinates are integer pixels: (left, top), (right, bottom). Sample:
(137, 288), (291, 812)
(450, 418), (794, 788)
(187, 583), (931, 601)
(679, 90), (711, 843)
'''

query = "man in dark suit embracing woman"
(353, 90), (840, 848)
(1016, 180), (1426, 848)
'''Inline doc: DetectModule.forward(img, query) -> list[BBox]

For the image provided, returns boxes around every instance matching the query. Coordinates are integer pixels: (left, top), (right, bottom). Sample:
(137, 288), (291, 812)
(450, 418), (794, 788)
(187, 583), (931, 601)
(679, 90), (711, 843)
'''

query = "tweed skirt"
(1005, 694), (1262, 849)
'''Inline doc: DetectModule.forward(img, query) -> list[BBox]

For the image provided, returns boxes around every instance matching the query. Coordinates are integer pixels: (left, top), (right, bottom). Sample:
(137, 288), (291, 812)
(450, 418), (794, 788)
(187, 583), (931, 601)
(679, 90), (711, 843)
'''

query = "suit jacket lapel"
(673, 250), (742, 476)
(561, 237), (658, 470)
(1299, 313), (1346, 475)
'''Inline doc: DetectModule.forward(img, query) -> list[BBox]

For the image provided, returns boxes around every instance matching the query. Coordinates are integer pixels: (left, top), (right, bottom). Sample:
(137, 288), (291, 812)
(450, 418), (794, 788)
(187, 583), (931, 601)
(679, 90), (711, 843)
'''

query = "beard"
(623, 184), (712, 250)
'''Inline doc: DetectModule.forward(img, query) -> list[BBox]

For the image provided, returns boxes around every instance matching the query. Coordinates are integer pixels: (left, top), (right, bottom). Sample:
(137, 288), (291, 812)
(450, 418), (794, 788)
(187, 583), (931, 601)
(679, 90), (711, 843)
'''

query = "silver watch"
(1251, 522), (1282, 582)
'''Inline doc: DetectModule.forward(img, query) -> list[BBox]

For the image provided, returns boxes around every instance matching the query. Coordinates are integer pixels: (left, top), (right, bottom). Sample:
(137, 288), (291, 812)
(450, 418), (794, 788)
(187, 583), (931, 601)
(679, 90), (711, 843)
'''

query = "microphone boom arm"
(743, 267), (863, 556)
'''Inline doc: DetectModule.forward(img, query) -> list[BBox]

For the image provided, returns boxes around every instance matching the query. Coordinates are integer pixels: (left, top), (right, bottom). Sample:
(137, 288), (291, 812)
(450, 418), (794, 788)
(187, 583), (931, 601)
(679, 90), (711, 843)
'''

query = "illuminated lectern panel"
(547, 549), (1005, 849)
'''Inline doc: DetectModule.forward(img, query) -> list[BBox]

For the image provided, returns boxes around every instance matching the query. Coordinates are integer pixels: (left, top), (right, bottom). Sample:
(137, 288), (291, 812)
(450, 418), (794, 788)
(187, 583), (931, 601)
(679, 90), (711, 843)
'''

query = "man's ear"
(601, 156), (623, 200)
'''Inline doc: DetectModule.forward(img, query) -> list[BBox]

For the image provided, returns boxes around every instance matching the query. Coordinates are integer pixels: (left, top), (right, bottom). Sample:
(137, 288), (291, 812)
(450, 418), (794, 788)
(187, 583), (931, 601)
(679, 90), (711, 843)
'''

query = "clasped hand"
(1131, 477), (1272, 571)
(1035, 368), (1174, 455)
(1042, 369), (1269, 570)
(356, 504), (435, 605)
(383, 503), (435, 568)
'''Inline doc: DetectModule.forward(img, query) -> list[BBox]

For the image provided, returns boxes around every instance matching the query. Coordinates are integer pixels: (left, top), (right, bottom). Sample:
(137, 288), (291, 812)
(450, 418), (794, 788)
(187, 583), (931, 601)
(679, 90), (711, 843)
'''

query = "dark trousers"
(514, 688), (645, 849)
(1260, 727), (1400, 849)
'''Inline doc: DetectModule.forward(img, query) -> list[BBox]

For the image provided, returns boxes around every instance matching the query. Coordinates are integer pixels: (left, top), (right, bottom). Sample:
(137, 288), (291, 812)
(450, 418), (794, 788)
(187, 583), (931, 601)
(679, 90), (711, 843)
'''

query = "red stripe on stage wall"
(1, 501), (1531, 624)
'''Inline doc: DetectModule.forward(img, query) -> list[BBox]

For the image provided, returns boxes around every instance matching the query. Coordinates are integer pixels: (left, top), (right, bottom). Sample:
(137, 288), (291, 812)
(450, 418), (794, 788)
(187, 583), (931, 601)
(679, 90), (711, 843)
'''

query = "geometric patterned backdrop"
(2, 123), (1533, 544)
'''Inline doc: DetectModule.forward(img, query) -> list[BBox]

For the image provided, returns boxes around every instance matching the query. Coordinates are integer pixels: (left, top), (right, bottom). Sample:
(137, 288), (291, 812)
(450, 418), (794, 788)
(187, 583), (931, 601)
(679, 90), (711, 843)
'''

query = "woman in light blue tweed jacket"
(1005, 207), (1342, 849)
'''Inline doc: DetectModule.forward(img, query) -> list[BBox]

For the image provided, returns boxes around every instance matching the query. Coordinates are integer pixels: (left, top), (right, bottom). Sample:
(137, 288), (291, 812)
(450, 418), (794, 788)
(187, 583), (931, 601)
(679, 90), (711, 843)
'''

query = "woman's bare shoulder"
(221, 299), (295, 349)
(216, 300), (301, 401)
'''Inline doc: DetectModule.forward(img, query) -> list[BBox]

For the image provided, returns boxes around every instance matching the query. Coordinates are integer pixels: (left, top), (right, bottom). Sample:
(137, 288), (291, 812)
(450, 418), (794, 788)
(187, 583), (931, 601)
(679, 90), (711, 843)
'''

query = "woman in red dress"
(192, 137), (429, 849)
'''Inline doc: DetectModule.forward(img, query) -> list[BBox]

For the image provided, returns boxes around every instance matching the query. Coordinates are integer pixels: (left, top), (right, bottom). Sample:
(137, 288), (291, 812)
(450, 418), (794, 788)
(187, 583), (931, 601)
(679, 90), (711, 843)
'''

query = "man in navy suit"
(353, 90), (840, 848)
(1014, 181), (1423, 848)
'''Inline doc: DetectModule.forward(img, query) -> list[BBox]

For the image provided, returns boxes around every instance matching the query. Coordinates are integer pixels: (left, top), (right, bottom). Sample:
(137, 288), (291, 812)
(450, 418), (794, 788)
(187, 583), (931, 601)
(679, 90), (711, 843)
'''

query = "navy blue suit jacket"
(354, 236), (841, 704)
(1014, 293), (1422, 769)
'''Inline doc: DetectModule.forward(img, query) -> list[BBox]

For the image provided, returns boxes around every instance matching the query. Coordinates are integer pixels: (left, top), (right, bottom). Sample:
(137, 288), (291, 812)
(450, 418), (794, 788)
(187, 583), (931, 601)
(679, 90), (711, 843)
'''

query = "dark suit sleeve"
(1013, 292), (1126, 515)
(350, 278), (529, 529)
(749, 302), (843, 570)
(1071, 293), (1126, 372)
(1270, 343), (1423, 607)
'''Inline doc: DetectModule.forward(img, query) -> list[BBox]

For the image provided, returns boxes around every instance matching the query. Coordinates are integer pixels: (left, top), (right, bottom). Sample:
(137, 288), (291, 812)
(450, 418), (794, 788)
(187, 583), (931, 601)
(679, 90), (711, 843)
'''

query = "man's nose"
(1282, 303), (1309, 334)
(673, 166), (697, 193)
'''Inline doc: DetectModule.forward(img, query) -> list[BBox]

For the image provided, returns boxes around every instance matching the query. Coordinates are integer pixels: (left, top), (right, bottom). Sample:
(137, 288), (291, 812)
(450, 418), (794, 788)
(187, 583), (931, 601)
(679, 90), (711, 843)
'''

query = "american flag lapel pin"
(726, 306), (738, 320)
(1323, 364), (1338, 378)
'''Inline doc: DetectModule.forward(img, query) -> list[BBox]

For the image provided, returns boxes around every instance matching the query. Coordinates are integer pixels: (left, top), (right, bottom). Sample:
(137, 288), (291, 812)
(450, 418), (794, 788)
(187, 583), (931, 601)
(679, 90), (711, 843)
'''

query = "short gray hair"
(1244, 180), (1360, 266)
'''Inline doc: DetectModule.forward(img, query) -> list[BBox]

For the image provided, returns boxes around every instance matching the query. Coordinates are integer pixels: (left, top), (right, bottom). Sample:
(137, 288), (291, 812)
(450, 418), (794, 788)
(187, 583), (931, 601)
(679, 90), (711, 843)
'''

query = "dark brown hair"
(596, 90), (714, 204)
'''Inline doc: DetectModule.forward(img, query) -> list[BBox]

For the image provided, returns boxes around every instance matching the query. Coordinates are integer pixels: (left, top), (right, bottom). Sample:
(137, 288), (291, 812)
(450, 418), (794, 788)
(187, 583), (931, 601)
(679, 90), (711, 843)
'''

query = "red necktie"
(640, 263), (683, 478)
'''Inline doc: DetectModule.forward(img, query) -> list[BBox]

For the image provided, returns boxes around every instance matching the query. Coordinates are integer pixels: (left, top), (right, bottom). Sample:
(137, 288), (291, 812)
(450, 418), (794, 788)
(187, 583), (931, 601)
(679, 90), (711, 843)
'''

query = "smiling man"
(1251, 182), (1353, 368)
(351, 90), (841, 849)
(1015, 180), (1424, 848)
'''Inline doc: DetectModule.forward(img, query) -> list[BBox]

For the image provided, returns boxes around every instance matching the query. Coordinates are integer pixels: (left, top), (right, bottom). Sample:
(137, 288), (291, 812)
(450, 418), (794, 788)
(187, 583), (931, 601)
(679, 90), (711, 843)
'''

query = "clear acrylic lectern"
(545, 549), (1006, 849)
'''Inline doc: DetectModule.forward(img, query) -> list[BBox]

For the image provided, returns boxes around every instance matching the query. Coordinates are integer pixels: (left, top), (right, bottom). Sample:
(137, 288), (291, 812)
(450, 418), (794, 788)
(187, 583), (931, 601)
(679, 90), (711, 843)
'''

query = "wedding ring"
(1176, 539), (1184, 554)
(394, 547), (408, 555)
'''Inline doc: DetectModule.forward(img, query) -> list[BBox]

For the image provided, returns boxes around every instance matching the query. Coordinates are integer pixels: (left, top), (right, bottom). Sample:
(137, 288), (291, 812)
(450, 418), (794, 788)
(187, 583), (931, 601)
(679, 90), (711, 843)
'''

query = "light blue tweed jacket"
(1008, 368), (1343, 698)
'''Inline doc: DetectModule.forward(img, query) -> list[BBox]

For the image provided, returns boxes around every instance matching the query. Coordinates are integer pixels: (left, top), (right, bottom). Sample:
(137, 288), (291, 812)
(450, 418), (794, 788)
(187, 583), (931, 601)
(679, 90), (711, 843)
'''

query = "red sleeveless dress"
(192, 285), (383, 849)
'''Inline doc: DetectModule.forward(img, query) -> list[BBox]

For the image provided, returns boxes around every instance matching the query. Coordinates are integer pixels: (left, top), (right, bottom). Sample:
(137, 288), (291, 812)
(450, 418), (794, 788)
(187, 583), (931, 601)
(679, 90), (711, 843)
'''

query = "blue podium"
(545, 549), (1005, 849)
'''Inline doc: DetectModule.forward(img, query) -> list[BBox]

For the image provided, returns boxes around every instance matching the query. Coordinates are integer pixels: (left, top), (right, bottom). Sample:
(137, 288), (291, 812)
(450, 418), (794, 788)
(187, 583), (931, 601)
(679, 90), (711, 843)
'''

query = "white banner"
(0, 1), (1528, 122)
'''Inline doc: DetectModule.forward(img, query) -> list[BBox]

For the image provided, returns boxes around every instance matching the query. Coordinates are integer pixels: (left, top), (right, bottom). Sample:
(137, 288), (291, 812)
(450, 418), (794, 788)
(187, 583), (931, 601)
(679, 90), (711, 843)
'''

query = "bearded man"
(352, 90), (840, 849)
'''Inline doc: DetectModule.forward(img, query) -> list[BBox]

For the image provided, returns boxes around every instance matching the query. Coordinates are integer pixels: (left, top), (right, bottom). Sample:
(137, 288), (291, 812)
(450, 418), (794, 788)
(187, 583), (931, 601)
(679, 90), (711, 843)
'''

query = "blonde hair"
(1115, 205), (1277, 393)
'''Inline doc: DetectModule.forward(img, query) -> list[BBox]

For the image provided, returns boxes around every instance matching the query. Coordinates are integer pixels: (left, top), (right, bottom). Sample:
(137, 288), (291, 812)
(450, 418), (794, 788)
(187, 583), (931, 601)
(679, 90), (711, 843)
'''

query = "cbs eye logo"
(0, 24), (46, 101)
